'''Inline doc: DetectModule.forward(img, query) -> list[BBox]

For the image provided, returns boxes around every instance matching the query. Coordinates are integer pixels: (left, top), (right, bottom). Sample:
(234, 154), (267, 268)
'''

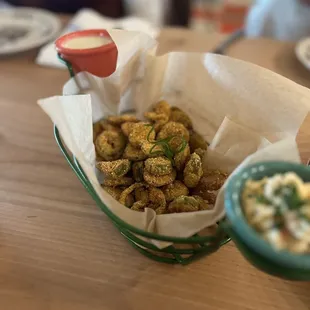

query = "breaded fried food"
(162, 180), (189, 202)
(202, 170), (228, 190)
(95, 130), (126, 161)
(153, 100), (171, 117)
(119, 183), (144, 205)
(170, 107), (181, 112)
(203, 192), (217, 205)
(129, 122), (155, 147)
(148, 187), (166, 208)
(170, 107), (192, 129)
(107, 114), (138, 125)
(124, 193), (135, 207)
(96, 103), (221, 214)
(102, 185), (134, 207)
(143, 169), (176, 187)
(121, 122), (136, 137)
(157, 122), (190, 150)
(134, 186), (149, 202)
(192, 195), (211, 210)
(102, 177), (134, 187)
(132, 161), (145, 182)
(102, 186), (122, 200)
(144, 100), (171, 132)
(144, 112), (169, 133)
(96, 159), (131, 178)
(154, 118), (169, 132)
(174, 144), (190, 171)
(155, 206), (167, 214)
(183, 153), (203, 188)
(191, 170), (228, 204)
(96, 154), (105, 162)
(158, 121), (190, 141)
(141, 142), (164, 157)
(131, 200), (147, 212)
(144, 111), (168, 121)
(191, 188), (217, 205)
(99, 119), (120, 132)
(189, 130), (208, 152)
(123, 143), (147, 161)
(194, 148), (206, 160)
(144, 156), (172, 176)
(168, 196), (200, 213)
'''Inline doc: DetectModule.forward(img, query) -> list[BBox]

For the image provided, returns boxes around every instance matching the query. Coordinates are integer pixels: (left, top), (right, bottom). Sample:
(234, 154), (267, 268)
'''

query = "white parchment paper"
(38, 30), (310, 248)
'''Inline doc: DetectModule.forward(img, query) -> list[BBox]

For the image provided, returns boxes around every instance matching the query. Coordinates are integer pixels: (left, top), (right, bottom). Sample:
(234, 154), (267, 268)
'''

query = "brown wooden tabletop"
(1, 28), (310, 310)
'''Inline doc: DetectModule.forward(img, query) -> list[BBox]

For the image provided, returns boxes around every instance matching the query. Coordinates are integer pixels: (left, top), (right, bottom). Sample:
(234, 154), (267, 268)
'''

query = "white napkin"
(36, 8), (159, 69)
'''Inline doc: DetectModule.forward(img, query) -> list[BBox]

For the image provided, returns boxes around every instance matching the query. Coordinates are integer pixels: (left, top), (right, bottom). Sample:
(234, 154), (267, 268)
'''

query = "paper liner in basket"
(38, 30), (310, 249)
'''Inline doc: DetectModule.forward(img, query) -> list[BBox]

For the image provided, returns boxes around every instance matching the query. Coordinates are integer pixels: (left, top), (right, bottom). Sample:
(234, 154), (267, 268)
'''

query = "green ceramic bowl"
(225, 161), (310, 272)
(223, 223), (310, 281)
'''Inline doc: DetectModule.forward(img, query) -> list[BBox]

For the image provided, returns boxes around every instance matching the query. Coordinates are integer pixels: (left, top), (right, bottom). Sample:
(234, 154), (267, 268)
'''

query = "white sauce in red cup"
(62, 36), (112, 49)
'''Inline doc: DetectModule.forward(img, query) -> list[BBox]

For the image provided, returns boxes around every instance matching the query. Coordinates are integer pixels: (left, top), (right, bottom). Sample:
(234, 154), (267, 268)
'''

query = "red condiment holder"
(55, 29), (118, 78)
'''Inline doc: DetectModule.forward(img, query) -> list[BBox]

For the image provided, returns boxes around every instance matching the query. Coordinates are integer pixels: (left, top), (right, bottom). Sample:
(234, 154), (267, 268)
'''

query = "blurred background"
(2, 0), (252, 34)
(3, 0), (310, 41)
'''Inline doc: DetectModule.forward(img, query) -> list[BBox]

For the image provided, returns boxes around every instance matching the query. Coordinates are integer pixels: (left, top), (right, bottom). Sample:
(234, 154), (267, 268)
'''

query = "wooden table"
(1, 28), (310, 310)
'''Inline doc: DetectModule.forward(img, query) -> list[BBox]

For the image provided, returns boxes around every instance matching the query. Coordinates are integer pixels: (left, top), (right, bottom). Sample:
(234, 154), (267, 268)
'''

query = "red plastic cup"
(55, 29), (118, 77)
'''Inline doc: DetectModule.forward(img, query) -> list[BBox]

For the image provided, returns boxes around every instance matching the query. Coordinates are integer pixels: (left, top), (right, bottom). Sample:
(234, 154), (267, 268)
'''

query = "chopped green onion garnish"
(145, 124), (188, 165)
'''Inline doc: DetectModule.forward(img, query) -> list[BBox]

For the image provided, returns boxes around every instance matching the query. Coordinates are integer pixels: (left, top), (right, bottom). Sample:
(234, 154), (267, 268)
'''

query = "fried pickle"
(129, 122), (155, 147)
(95, 130), (126, 161)
(169, 107), (192, 129)
(96, 159), (131, 178)
(107, 114), (138, 125)
(131, 200), (147, 212)
(141, 142), (164, 157)
(102, 177), (134, 187)
(119, 183), (144, 205)
(132, 161), (145, 182)
(143, 169), (176, 187)
(148, 187), (166, 208)
(174, 144), (190, 171)
(144, 156), (172, 176)
(189, 130), (208, 152)
(123, 143), (147, 161)
(162, 180), (189, 202)
(134, 186), (149, 202)
(168, 196), (200, 213)
(183, 153), (203, 188)
(121, 122), (136, 137)
(102, 186), (122, 200)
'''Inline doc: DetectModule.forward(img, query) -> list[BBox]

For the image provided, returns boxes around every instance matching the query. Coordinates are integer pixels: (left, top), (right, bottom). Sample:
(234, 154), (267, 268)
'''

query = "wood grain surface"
(1, 29), (310, 310)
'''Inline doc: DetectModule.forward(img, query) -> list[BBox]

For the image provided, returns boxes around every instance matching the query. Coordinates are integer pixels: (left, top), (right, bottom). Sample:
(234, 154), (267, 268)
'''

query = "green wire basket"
(54, 55), (230, 265)
(54, 126), (230, 264)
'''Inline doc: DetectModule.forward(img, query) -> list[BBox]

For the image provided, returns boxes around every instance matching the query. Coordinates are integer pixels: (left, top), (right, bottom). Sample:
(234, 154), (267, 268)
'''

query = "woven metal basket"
(54, 126), (230, 264)
(54, 55), (230, 264)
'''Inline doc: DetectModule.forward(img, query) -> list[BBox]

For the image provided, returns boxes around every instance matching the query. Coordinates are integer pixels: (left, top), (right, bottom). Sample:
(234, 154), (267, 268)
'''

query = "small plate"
(295, 37), (310, 70)
(0, 7), (61, 55)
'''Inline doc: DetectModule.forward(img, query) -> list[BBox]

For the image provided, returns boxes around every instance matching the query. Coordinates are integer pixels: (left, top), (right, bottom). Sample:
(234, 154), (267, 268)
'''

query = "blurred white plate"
(295, 37), (310, 71)
(0, 7), (61, 55)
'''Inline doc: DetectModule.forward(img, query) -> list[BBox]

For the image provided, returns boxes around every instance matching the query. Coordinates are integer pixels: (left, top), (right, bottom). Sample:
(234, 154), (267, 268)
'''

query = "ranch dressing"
(63, 36), (112, 49)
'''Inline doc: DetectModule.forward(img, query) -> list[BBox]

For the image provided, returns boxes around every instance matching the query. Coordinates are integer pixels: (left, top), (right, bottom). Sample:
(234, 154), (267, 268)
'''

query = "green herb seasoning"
(145, 124), (187, 165)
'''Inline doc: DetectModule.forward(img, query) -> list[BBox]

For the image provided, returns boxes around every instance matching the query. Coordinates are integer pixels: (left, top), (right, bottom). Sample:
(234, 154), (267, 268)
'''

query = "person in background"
(5, 0), (190, 27)
(245, 0), (310, 41)
(6, 0), (124, 17)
